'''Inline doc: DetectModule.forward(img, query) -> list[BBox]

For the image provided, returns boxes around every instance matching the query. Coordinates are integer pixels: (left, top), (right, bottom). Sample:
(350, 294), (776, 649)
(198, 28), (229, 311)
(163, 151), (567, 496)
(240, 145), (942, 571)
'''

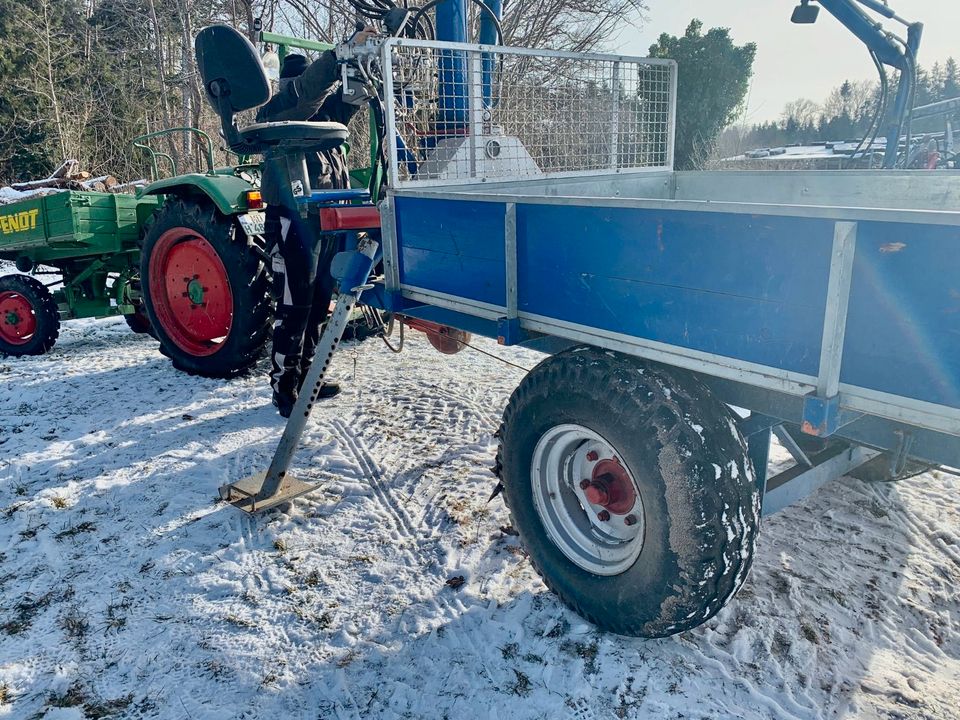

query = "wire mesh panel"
(381, 39), (677, 188)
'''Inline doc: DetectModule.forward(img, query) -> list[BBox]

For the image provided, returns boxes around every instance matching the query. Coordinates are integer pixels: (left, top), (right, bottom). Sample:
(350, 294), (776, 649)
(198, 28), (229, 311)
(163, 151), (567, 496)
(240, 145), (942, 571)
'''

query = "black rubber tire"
(0, 274), (60, 356)
(496, 346), (760, 638)
(123, 309), (155, 337)
(122, 277), (157, 338)
(140, 197), (272, 378)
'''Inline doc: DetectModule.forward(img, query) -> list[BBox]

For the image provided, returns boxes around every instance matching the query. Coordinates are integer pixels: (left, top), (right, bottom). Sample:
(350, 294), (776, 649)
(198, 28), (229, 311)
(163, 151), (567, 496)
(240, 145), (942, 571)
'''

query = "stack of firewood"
(1, 160), (146, 203)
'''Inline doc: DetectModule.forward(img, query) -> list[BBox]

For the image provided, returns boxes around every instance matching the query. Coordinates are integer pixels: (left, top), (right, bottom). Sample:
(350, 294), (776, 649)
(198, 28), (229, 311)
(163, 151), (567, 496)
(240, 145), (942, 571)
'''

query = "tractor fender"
(142, 173), (253, 217)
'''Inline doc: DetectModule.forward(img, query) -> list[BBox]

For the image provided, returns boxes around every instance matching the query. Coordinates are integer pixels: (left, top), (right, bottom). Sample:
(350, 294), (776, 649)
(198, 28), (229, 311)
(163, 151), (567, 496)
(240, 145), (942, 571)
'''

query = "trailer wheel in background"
(496, 346), (760, 638)
(0, 274), (60, 357)
(121, 277), (157, 339)
(140, 198), (271, 378)
(123, 307), (155, 337)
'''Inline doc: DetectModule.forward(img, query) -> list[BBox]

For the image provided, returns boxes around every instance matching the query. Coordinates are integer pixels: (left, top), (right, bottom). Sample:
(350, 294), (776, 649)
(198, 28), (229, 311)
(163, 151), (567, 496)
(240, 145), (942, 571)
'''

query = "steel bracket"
(497, 317), (523, 345)
(801, 392), (863, 437)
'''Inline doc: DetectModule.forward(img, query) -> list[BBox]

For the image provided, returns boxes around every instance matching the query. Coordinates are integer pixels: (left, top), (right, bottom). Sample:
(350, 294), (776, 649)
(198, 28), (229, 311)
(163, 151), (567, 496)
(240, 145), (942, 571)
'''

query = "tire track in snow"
(328, 417), (504, 695)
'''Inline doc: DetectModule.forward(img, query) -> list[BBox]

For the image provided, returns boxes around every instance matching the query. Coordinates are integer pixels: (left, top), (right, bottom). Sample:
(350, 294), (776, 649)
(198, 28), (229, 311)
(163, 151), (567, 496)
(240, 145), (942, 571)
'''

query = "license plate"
(238, 211), (266, 237)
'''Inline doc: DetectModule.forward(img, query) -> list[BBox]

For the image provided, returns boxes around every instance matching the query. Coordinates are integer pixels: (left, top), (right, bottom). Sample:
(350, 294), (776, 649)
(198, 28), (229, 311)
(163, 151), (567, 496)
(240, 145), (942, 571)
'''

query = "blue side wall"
(393, 195), (960, 408)
(843, 221), (960, 408)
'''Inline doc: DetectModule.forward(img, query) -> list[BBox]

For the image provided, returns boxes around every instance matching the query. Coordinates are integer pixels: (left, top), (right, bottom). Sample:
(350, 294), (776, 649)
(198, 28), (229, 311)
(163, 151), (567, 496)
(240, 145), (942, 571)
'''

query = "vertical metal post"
(817, 221), (858, 399)
(505, 202), (518, 320)
(380, 196), (400, 293)
(666, 61), (679, 169)
(468, 51), (484, 178)
(610, 61), (621, 170)
(381, 41), (401, 188)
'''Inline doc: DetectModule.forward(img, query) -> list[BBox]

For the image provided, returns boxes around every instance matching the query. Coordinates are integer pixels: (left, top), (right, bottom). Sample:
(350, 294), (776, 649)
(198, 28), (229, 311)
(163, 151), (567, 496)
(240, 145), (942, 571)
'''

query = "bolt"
(597, 510), (610, 522)
(624, 514), (638, 527)
(586, 451), (599, 462)
(579, 479), (591, 490)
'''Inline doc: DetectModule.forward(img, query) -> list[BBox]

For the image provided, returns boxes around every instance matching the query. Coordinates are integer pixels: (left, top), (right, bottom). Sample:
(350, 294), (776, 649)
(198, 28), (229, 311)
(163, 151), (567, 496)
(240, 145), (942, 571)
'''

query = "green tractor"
(0, 127), (271, 378)
(0, 31), (374, 378)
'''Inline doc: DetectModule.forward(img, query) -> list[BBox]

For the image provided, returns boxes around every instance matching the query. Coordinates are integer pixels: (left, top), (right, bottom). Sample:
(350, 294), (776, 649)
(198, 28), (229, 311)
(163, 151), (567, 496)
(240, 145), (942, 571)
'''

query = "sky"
(619, 0), (958, 123)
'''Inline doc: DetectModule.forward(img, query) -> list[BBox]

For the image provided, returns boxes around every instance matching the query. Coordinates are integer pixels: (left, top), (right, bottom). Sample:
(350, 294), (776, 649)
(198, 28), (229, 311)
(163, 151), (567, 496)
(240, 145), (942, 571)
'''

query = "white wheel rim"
(530, 424), (646, 576)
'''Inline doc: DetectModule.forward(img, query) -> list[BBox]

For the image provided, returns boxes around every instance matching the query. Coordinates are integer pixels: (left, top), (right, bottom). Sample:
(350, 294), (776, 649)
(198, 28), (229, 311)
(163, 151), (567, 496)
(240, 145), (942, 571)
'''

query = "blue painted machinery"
(203, 1), (960, 638)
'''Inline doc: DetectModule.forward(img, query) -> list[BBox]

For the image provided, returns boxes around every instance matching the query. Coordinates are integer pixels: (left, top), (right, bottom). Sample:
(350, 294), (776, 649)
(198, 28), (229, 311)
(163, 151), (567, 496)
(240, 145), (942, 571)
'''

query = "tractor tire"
(140, 198), (272, 378)
(496, 346), (760, 638)
(0, 274), (60, 357)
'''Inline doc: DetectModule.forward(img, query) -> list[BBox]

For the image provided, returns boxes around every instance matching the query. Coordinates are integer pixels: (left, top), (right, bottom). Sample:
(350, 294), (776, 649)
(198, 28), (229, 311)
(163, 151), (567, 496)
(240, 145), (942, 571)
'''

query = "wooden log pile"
(0, 159), (147, 205)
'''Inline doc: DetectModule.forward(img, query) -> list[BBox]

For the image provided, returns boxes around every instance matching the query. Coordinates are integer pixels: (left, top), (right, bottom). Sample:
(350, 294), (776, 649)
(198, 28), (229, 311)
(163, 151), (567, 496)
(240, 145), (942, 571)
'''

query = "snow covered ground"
(1, 316), (958, 720)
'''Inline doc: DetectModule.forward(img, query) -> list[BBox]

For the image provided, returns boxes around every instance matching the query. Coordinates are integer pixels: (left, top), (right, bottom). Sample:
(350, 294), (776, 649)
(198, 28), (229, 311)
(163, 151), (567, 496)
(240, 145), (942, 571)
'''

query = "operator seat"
(194, 25), (348, 156)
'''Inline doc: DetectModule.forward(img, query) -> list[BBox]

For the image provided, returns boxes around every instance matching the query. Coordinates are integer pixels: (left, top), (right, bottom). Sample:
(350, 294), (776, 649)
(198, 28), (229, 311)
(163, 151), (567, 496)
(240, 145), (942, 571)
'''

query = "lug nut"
(586, 451), (599, 462)
(579, 479), (591, 490)
(597, 510), (610, 522)
(624, 514), (638, 527)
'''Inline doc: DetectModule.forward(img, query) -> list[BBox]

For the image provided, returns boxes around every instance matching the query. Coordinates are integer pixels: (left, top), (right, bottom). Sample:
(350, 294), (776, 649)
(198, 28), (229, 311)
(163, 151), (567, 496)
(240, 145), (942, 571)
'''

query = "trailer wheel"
(121, 277), (157, 338)
(496, 347), (760, 637)
(0, 274), (60, 357)
(123, 308), (155, 337)
(140, 198), (271, 378)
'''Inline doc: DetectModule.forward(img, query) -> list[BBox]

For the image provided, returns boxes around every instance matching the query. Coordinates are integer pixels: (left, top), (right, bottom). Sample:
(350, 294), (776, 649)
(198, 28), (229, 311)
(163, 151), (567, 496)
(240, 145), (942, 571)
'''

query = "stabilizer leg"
(220, 236), (379, 512)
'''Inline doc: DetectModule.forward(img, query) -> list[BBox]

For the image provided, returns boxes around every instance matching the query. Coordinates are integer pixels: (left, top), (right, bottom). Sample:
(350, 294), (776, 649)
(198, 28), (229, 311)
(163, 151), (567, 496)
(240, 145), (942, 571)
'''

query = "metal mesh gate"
(381, 39), (677, 188)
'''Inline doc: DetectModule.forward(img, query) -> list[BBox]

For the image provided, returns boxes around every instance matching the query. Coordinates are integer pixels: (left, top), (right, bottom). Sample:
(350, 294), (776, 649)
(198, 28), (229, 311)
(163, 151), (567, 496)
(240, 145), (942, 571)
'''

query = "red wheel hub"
(0, 291), (36, 345)
(149, 228), (233, 357)
(583, 458), (637, 515)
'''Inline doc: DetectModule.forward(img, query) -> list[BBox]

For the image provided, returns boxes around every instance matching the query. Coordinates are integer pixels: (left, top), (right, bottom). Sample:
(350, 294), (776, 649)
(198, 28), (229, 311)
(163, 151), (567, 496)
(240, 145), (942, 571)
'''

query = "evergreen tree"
(649, 20), (756, 169)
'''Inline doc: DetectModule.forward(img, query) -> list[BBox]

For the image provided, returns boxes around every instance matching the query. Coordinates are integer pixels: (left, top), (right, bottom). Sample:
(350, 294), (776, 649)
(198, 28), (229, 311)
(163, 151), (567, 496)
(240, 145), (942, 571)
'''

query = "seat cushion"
(235, 121), (349, 154)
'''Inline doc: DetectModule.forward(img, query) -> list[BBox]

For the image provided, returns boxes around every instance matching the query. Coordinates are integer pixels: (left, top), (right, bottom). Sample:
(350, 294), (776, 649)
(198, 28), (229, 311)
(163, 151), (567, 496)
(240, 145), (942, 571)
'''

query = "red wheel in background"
(0, 291), (36, 346)
(0, 274), (60, 356)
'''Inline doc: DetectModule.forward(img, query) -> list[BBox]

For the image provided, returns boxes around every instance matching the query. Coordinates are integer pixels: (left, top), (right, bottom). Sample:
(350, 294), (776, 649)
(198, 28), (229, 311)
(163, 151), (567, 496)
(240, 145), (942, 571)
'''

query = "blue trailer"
(199, 25), (959, 638)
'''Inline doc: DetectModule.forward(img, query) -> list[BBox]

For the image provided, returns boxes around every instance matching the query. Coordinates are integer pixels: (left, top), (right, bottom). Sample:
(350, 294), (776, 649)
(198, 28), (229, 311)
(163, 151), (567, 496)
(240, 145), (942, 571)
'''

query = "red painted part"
(401, 316), (470, 355)
(0, 291), (36, 345)
(319, 207), (381, 231)
(585, 458), (637, 515)
(148, 228), (233, 357)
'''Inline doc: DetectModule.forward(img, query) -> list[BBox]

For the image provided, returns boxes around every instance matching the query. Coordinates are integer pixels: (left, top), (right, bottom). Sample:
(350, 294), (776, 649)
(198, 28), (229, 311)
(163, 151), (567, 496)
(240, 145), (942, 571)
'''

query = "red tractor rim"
(149, 228), (233, 357)
(0, 290), (37, 345)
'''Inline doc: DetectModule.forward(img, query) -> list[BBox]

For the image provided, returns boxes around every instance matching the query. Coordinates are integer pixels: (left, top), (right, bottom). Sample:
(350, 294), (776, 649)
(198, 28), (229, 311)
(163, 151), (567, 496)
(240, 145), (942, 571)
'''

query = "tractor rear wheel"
(496, 346), (760, 637)
(140, 198), (271, 378)
(0, 274), (60, 357)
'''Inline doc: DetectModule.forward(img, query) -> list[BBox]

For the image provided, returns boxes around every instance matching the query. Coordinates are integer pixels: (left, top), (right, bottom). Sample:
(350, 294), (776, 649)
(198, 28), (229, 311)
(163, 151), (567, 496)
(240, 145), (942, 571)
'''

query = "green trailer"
(0, 190), (161, 355)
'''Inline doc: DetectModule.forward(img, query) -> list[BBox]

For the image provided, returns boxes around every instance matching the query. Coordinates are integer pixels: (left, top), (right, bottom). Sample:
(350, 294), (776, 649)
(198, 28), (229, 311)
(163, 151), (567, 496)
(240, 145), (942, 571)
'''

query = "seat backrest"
(195, 25), (271, 152)
(195, 25), (270, 113)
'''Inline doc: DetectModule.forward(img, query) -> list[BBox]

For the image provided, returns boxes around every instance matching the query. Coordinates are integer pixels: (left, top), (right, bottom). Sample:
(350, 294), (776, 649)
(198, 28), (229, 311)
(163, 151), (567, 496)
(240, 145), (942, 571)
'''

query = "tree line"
(0, 0), (645, 184)
(739, 58), (960, 151)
